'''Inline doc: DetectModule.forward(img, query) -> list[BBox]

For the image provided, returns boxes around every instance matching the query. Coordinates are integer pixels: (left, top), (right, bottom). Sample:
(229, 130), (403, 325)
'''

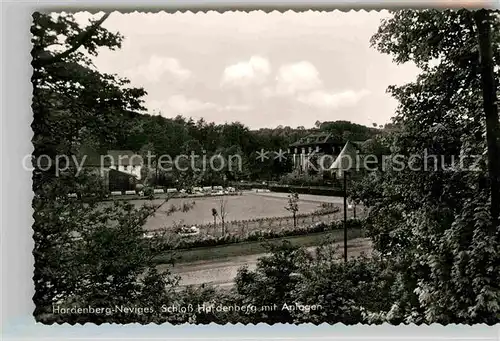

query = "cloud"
(125, 55), (192, 83)
(262, 61), (322, 97)
(221, 56), (271, 86)
(275, 61), (322, 95)
(91, 11), (420, 128)
(219, 104), (252, 112)
(263, 61), (369, 110)
(297, 89), (370, 109)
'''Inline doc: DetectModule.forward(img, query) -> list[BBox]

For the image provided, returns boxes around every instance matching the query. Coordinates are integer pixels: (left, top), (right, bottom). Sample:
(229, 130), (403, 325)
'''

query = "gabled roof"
(329, 141), (364, 173)
(108, 167), (139, 179)
(106, 150), (143, 166)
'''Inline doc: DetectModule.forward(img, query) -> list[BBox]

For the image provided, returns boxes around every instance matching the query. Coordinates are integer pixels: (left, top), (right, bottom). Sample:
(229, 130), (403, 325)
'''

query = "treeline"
(101, 112), (377, 185)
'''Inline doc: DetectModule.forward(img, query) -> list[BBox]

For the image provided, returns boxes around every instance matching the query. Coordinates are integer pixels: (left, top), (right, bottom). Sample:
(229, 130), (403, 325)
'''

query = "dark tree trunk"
(474, 9), (500, 224)
(155, 159), (159, 187)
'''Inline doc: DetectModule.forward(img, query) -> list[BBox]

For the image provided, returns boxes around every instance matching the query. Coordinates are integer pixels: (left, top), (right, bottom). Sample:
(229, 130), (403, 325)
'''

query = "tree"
(211, 208), (218, 227)
(218, 197), (228, 236)
(30, 12), (181, 323)
(234, 241), (310, 324)
(292, 246), (396, 325)
(232, 240), (397, 325)
(473, 9), (500, 222)
(31, 12), (146, 159)
(285, 192), (299, 228)
(320, 120), (378, 142)
(353, 9), (500, 324)
(32, 171), (179, 323)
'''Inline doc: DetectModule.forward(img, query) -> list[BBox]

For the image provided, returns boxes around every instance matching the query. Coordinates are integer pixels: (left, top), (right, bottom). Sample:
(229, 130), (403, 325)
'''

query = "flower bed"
(155, 218), (364, 250)
(192, 206), (340, 232)
(147, 205), (346, 242)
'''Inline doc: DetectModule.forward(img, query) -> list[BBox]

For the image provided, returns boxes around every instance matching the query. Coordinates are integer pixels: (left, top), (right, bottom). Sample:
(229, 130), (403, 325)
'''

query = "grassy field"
(132, 192), (359, 234)
(139, 193), (326, 229)
(156, 227), (364, 264)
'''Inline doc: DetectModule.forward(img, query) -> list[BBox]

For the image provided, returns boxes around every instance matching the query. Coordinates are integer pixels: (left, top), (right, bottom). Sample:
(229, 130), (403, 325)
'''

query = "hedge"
(231, 182), (345, 196)
(269, 185), (344, 196)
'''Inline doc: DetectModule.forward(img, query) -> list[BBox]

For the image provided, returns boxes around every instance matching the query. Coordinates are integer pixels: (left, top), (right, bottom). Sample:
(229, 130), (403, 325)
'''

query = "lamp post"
(343, 171), (348, 262)
(329, 141), (358, 263)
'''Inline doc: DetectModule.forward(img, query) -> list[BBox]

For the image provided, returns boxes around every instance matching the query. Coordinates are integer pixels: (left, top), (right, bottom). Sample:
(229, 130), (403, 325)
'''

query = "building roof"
(106, 150), (143, 166)
(290, 132), (342, 147)
(108, 167), (139, 179)
(329, 141), (366, 174)
(350, 140), (368, 150)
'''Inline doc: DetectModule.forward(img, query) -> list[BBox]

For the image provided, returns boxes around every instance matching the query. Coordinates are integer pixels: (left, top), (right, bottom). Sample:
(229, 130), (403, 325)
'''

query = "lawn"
(133, 192), (356, 232)
(156, 227), (364, 264)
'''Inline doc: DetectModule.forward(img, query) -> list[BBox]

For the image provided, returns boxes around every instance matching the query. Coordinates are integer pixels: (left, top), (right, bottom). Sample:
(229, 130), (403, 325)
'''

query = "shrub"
(291, 254), (395, 325)
(279, 173), (325, 187)
(143, 187), (154, 197)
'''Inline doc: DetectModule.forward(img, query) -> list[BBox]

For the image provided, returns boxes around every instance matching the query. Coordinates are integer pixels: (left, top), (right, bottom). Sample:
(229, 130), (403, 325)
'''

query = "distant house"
(104, 150), (143, 193)
(106, 150), (143, 180)
(289, 133), (366, 175)
(108, 168), (138, 193)
(73, 147), (143, 193)
(289, 132), (344, 174)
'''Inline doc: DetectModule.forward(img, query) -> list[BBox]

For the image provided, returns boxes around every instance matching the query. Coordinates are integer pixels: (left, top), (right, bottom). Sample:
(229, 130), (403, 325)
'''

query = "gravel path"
(161, 237), (372, 288)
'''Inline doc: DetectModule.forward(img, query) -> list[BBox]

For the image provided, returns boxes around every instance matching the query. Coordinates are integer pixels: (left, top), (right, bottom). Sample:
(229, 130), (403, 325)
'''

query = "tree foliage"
(31, 12), (146, 158)
(30, 13), (178, 322)
(320, 120), (378, 142)
(231, 241), (394, 325)
(350, 9), (500, 324)
(234, 241), (311, 324)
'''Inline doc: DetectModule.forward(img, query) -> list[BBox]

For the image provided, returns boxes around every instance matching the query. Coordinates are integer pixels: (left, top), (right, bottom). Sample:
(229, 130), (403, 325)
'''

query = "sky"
(85, 10), (421, 129)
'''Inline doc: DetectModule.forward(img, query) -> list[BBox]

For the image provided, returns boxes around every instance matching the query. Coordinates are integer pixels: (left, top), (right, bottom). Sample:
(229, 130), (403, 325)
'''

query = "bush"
(291, 253), (396, 324)
(229, 241), (393, 325)
(279, 173), (325, 187)
(143, 187), (154, 197)
(269, 185), (344, 196)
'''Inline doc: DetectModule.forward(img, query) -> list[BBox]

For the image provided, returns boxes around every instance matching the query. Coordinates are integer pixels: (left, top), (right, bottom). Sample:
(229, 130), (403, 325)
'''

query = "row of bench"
(66, 186), (238, 198)
(108, 186), (237, 196)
